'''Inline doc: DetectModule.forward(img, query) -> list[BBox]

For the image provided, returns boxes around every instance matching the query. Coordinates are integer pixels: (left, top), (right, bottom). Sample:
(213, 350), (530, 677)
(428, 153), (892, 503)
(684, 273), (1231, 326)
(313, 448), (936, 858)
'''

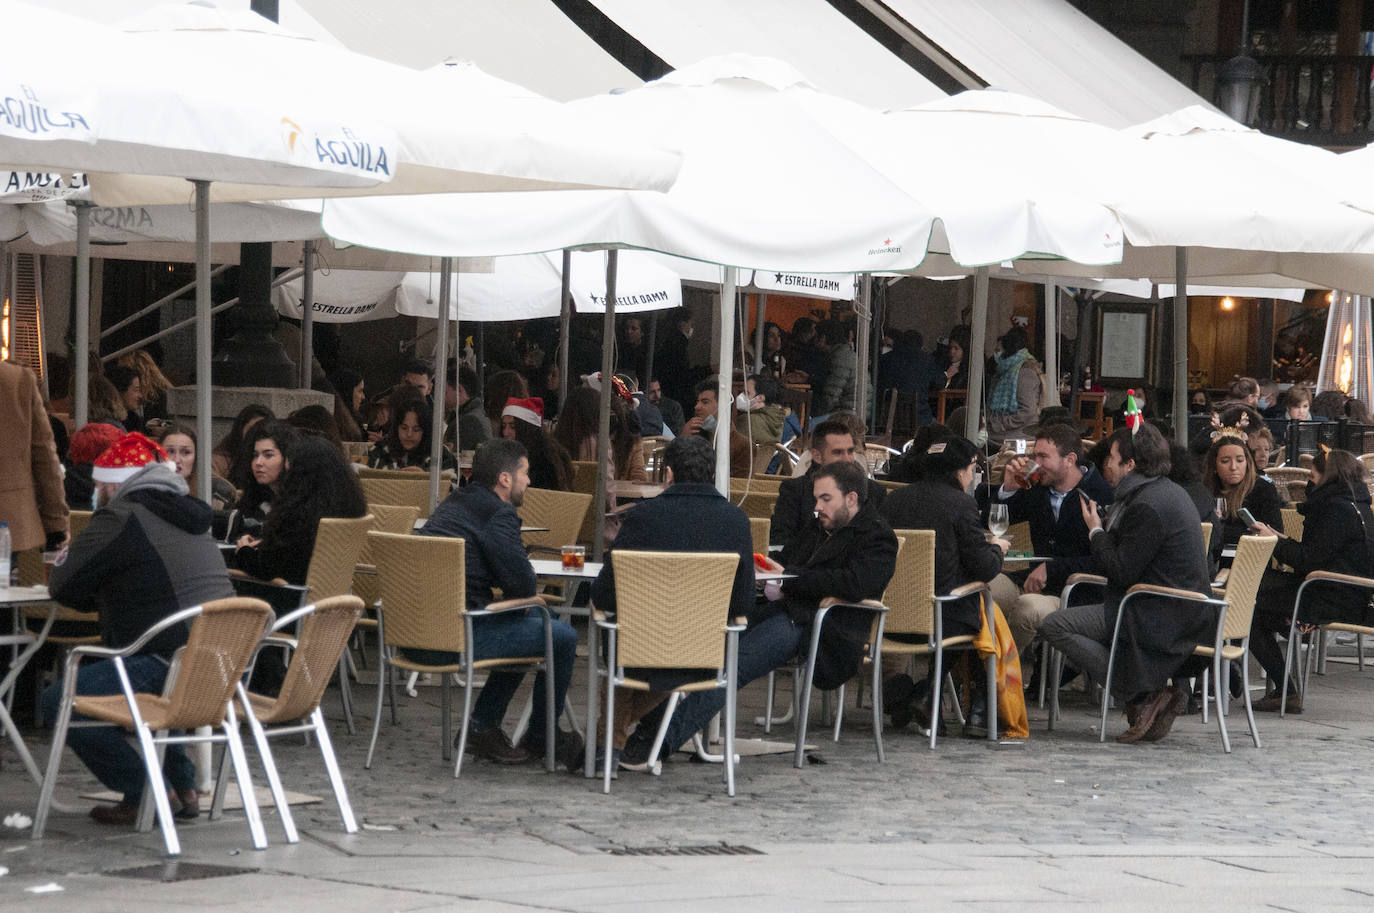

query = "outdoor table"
(608, 481), (666, 500)
(410, 517), (550, 532)
(1001, 554), (1055, 564)
(0, 585), (60, 785)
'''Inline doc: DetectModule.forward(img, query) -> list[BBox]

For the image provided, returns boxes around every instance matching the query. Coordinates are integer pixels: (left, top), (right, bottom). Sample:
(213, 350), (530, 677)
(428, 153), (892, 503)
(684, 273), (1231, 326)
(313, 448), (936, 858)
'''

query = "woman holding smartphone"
(1204, 428), (1282, 567)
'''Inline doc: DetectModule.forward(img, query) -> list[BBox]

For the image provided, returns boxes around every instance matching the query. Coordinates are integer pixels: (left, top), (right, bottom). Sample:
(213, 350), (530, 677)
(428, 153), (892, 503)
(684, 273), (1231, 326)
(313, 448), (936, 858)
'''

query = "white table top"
(0, 585), (51, 605)
(531, 558), (604, 579)
(754, 572), (796, 582)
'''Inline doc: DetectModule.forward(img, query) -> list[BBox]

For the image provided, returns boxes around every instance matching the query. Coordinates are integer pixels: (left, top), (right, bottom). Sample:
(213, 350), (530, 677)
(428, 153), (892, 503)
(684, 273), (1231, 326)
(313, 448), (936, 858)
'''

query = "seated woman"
(1247, 448), (1374, 713)
(158, 423), (236, 512)
(500, 397), (572, 491)
(1204, 428), (1283, 567)
(212, 403), (273, 483)
(367, 398), (457, 473)
(986, 327), (1042, 449)
(227, 420), (298, 544)
(234, 435), (368, 585)
(1282, 386), (1312, 421)
(554, 385), (647, 483)
(879, 435), (1012, 735)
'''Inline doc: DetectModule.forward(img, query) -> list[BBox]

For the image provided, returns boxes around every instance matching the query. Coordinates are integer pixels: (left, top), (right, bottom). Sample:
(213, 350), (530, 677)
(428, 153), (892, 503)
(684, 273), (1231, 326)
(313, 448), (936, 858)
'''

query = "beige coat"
(0, 363), (68, 551)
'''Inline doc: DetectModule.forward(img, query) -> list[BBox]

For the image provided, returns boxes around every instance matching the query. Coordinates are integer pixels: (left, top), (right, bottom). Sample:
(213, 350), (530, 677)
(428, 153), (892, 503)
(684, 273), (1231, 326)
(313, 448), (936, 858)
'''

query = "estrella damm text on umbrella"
(0, 86), (91, 138)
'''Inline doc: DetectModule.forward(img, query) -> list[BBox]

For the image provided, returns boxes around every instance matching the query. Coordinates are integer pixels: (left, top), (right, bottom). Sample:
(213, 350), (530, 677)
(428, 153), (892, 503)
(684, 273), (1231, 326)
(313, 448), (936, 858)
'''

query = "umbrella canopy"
(0, 3), (682, 204)
(273, 250), (685, 323)
(324, 54), (939, 273)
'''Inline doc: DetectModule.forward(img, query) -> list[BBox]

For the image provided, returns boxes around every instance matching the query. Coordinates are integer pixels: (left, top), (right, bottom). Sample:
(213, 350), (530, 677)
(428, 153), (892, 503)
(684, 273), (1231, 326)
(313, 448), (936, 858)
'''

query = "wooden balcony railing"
(1182, 53), (1374, 146)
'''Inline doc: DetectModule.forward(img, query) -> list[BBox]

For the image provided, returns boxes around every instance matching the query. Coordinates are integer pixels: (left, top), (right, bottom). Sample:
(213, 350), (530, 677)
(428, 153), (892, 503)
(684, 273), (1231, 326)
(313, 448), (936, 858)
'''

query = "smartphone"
(1237, 507), (1257, 528)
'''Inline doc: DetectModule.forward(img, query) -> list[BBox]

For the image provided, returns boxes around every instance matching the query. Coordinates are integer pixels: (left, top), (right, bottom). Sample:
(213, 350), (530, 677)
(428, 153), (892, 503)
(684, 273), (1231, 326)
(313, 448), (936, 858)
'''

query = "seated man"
(647, 378), (686, 436)
(682, 377), (752, 478)
(412, 438), (582, 768)
(42, 433), (234, 825)
(771, 416), (885, 559)
(989, 422), (1113, 654)
(624, 460), (897, 765)
(590, 435), (754, 769)
(1040, 424), (1212, 744)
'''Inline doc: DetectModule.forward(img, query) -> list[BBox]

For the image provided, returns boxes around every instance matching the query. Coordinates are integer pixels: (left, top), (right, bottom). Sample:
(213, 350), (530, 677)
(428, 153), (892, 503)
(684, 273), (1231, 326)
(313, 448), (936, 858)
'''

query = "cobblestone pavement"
(3, 644), (1374, 911)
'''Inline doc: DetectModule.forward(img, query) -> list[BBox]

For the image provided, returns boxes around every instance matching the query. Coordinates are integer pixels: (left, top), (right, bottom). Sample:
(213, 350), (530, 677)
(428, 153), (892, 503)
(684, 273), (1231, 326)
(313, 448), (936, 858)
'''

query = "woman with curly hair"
(367, 398), (455, 473)
(116, 349), (174, 421)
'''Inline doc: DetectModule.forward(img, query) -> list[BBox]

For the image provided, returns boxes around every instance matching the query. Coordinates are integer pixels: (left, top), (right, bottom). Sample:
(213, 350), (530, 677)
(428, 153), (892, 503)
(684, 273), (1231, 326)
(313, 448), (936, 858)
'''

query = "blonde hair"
(117, 350), (174, 405)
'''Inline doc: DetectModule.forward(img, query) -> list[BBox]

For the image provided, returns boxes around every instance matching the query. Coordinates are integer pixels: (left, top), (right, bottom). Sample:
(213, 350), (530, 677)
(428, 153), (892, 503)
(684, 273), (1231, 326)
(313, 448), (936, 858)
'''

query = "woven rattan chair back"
(1201, 522), (1212, 556)
(1268, 466), (1309, 486)
(520, 487), (592, 552)
(152, 598), (274, 730)
(611, 551), (738, 670)
(360, 477), (433, 519)
(570, 460), (598, 495)
(359, 466), (457, 483)
(304, 515), (374, 602)
(15, 548), (46, 587)
(1280, 508), (1304, 541)
(732, 476), (782, 493)
(258, 596), (365, 725)
(367, 531), (466, 655)
(884, 530), (935, 637)
(734, 491), (778, 520)
(1219, 535), (1277, 640)
(68, 510), (93, 543)
(1005, 521), (1033, 554)
(354, 506), (420, 605)
(749, 518), (770, 556)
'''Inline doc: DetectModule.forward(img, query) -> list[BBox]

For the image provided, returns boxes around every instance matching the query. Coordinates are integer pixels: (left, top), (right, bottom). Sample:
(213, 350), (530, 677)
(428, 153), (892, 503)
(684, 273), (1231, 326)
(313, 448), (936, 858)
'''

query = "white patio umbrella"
(272, 250), (685, 323)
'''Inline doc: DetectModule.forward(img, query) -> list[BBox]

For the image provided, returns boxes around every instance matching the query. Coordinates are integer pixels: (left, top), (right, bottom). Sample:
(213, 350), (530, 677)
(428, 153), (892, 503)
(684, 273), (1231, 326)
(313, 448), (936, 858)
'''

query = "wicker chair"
(569, 460), (602, 543)
(1281, 570), (1374, 717)
(360, 477), (437, 519)
(33, 597), (276, 857)
(1190, 535), (1276, 751)
(228, 595), (365, 843)
(642, 436), (671, 482)
(363, 532), (556, 776)
(1268, 467), (1311, 505)
(353, 505), (421, 611)
(733, 491), (778, 521)
(873, 531), (993, 749)
(1280, 508), (1304, 542)
(594, 551), (744, 793)
(520, 488), (593, 556)
(749, 518), (770, 556)
(1005, 521), (1033, 555)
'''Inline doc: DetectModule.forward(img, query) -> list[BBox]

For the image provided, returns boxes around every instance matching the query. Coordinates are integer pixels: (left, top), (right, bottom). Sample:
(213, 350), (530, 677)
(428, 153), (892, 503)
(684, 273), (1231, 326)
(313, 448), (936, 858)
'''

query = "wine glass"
(988, 503), (1009, 539)
(1214, 497), (1227, 520)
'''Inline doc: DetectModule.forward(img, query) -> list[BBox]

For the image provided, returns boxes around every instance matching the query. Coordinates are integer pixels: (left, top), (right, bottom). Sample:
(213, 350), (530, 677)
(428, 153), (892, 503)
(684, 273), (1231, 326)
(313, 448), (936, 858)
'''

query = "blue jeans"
(636, 612), (803, 752)
(40, 654), (195, 804)
(403, 609), (577, 739)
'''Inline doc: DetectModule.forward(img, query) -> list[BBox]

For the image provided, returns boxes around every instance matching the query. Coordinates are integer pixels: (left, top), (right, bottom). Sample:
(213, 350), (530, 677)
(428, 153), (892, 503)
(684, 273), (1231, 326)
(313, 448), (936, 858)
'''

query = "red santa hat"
(91, 432), (169, 483)
(502, 396), (544, 428)
(68, 422), (125, 465)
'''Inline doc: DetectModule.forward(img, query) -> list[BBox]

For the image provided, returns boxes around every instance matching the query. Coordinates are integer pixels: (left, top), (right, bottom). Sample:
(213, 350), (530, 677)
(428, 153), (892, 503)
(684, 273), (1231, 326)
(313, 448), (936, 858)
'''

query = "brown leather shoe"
(1253, 690), (1303, 714)
(89, 802), (139, 826)
(461, 726), (530, 764)
(1115, 689), (1172, 744)
(171, 788), (201, 821)
(1139, 686), (1189, 742)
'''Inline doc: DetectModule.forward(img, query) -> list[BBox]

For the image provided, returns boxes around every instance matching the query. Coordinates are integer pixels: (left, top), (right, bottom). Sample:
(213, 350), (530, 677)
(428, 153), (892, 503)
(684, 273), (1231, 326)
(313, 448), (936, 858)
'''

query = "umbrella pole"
(1043, 281), (1060, 407)
(73, 203), (91, 429)
(644, 312), (657, 389)
(716, 268), (738, 495)
(870, 279), (885, 425)
(966, 267), (989, 444)
(299, 240), (315, 389)
(193, 182), (212, 505)
(559, 250), (571, 411)
(752, 292), (767, 375)
(430, 257), (453, 515)
(593, 251), (618, 561)
(1173, 247), (1189, 446)
(855, 275), (871, 422)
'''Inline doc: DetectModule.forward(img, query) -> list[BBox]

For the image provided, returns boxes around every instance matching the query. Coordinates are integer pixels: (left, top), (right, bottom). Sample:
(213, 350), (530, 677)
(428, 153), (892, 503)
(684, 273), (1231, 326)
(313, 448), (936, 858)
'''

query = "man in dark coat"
(654, 307), (697, 408)
(1041, 423), (1211, 744)
(990, 422), (1114, 652)
(592, 435), (754, 767)
(415, 439), (580, 768)
(626, 459), (896, 765)
(647, 378), (686, 436)
(771, 416), (885, 558)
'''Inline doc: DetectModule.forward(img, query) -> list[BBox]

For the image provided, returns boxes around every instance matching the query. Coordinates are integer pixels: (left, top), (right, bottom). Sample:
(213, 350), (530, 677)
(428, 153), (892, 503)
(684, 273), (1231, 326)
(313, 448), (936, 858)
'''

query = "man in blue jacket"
(416, 438), (581, 768)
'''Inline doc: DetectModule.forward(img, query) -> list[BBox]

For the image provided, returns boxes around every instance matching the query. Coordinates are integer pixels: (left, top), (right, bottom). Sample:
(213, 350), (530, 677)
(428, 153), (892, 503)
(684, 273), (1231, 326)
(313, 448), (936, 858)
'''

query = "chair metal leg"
(984, 653), (997, 744)
(32, 675), (77, 839)
(210, 740), (232, 820)
(725, 631), (740, 797)
(336, 654), (355, 735)
(831, 683), (845, 742)
(602, 647), (616, 794)
(645, 692), (681, 776)
(543, 617), (556, 773)
(440, 673), (452, 762)
(364, 651), (388, 769)
(583, 621), (600, 779)
(1037, 641), (1049, 709)
(309, 708), (358, 833)
(928, 647), (944, 750)
(452, 661), (473, 778)
(222, 705), (268, 851)
(239, 685), (297, 844)
(1241, 646), (1261, 749)
(132, 723), (182, 856)
(793, 618), (825, 768)
(762, 670), (775, 732)
(1214, 652), (1232, 753)
(1201, 667), (1210, 724)
(1047, 648), (1060, 731)
(870, 646), (885, 763)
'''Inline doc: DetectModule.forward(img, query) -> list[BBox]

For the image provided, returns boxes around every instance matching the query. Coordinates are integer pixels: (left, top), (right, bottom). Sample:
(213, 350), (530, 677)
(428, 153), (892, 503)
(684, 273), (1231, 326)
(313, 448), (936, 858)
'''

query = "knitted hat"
(68, 422), (124, 465)
(502, 396), (544, 428)
(91, 432), (168, 483)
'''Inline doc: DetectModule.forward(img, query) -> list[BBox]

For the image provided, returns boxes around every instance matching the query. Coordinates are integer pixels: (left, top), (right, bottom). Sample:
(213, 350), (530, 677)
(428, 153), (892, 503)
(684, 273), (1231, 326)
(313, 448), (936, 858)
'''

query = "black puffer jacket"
(1276, 478), (1374, 625)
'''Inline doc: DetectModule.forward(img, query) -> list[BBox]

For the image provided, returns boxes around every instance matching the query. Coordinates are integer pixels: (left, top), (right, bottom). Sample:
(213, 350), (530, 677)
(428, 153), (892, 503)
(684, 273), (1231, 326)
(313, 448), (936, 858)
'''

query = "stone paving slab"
(5, 654), (1374, 910)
